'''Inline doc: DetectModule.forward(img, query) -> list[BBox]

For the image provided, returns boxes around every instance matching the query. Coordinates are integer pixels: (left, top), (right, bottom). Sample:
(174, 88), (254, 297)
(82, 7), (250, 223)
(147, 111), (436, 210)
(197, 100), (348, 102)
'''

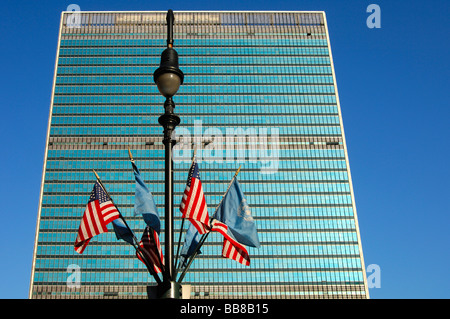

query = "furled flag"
(131, 159), (160, 234)
(74, 181), (120, 254)
(179, 223), (202, 269)
(210, 177), (260, 266)
(136, 226), (164, 274)
(179, 158), (210, 234)
(112, 216), (135, 246)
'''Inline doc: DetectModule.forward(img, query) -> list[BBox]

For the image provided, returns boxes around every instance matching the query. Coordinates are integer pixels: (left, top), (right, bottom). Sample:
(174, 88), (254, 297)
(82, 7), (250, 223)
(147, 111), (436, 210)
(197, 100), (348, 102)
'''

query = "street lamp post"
(153, 9), (184, 299)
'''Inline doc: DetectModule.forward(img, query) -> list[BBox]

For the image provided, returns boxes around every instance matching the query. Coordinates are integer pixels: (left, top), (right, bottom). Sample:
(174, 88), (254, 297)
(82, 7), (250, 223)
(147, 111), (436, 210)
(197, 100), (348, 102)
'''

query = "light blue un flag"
(132, 162), (161, 234)
(179, 223), (202, 268)
(112, 217), (135, 245)
(214, 178), (260, 248)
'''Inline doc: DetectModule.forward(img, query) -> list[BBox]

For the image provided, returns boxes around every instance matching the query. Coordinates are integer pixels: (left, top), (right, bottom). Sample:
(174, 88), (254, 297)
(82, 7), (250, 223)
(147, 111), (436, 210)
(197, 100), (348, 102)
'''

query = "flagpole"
(214, 165), (241, 212)
(147, 228), (168, 281)
(126, 150), (169, 282)
(92, 169), (162, 284)
(177, 165), (242, 283)
(173, 219), (184, 275)
(177, 234), (207, 283)
(173, 149), (197, 277)
(127, 148), (137, 167)
(136, 245), (163, 285)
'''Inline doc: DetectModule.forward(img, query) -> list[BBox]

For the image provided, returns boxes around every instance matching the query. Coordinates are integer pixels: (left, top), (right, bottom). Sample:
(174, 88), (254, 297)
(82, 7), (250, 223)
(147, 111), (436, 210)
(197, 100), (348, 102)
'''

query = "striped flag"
(210, 219), (250, 266)
(136, 226), (164, 274)
(209, 219), (228, 238)
(74, 181), (120, 254)
(222, 238), (250, 266)
(180, 159), (210, 234)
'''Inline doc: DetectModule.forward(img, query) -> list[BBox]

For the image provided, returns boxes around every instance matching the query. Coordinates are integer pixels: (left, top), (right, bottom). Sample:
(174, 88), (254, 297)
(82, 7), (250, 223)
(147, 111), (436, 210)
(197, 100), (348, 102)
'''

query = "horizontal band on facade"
(58, 61), (333, 66)
(56, 73), (334, 78)
(35, 227), (358, 234)
(35, 241), (360, 248)
(49, 124), (339, 127)
(60, 44), (328, 48)
(52, 93), (336, 97)
(42, 169), (348, 174)
(60, 36), (328, 41)
(41, 192), (351, 198)
(50, 113), (339, 118)
(31, 284), (366, 291)
(34, 267), (363, 273)
(39, 225), (357, 235)
(40, 199), (353, 205)
(58, 48), (329, 54)
(52, 103), (339, 107)
(46, 135), (343, 140)
(54, 81), (333, 86)
(37, 213), (356, 220)
(46, 156), (344, 160)
(46, 145), (344, 150)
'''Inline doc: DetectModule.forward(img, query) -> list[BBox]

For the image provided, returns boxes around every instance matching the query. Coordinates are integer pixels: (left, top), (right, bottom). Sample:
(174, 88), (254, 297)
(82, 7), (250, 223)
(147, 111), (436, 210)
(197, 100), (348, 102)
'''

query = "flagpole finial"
(234, 165), (242, 178)
(128, 148), (134, 161)
(93, 169), (100, 181)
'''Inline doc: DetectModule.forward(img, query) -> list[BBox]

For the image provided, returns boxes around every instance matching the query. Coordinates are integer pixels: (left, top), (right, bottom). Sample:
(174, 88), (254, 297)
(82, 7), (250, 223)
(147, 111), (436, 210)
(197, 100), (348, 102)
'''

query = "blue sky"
(0, 0), (448, 299)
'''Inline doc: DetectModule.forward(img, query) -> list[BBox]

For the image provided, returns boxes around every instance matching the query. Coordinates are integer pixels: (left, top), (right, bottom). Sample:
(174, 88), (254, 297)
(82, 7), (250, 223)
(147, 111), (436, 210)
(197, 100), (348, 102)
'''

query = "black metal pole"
(158, 11), (177, 281)
(177, 232), (209, 283)
(152, 9), (184, 299)
(159, 98), (180, 282)
(156, 97), (180, 299)
(174, 218), (185, 277)
(167, 9), (174, 47)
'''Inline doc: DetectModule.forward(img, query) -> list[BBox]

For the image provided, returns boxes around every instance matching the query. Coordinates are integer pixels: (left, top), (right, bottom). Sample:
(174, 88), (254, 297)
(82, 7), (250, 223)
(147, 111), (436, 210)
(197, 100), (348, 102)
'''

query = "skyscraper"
(29, 10), (369, 299)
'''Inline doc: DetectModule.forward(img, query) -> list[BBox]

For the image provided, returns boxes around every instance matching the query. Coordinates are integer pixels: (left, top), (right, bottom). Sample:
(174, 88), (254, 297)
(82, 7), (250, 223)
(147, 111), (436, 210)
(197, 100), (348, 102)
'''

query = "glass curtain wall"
(29, 11), (368, 299)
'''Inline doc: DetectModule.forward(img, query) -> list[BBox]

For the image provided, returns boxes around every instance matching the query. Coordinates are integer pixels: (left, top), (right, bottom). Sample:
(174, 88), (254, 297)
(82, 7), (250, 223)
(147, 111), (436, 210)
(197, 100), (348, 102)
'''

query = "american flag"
(74, 181), (120, 254)
(180, 160), (210, 234)
(222, 238), (250, 266)
(210, 219), (250, 266)
(136, 226), (164, 274)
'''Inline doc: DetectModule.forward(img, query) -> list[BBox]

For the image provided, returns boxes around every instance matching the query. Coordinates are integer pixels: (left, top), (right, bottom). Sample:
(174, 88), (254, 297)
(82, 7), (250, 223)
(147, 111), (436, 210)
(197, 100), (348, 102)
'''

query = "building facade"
(29, 11), (369, 299)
